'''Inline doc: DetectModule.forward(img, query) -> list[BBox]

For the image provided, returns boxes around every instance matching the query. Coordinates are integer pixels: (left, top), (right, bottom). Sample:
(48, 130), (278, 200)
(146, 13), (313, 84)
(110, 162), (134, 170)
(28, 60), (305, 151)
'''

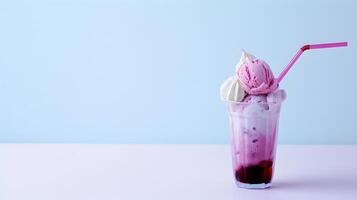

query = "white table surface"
(0, 144), (356, 200)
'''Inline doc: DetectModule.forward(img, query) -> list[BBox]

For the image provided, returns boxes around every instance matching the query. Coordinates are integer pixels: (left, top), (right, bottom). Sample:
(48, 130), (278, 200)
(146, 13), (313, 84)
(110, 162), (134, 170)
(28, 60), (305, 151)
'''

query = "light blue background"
(0, 0), (356, 144)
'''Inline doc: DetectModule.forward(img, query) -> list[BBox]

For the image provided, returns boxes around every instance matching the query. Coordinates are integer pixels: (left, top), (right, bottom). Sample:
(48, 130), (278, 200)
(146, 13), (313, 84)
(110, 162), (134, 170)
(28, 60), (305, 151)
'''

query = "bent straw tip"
(333, 41), (348, 47)
(300, 45), (310, 51)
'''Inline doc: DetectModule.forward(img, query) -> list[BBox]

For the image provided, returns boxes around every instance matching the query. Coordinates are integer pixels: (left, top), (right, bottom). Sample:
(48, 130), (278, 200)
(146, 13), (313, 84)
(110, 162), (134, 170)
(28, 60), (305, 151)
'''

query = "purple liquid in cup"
(227, 94), (283, 189)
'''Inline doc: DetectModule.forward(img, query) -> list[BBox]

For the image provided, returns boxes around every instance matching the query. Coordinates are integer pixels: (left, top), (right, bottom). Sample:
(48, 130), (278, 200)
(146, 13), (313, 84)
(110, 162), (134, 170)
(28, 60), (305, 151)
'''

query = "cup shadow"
(273, 176), (357, 192)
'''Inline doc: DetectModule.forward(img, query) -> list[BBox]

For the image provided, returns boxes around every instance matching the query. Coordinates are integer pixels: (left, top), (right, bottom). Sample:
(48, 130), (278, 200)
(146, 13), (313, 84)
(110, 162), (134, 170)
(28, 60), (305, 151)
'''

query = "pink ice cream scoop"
(237, 59), (278, 95)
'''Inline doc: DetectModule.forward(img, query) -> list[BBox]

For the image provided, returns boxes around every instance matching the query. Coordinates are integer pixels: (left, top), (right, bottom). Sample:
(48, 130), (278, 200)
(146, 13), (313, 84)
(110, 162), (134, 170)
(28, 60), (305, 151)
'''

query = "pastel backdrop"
(0, 0), (356, 144)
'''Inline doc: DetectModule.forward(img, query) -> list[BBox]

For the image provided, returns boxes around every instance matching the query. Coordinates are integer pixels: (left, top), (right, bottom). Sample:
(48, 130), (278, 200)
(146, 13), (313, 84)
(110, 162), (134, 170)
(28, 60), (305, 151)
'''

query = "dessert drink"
(220, 42), (347, 189)
(221, 51), (285, 188)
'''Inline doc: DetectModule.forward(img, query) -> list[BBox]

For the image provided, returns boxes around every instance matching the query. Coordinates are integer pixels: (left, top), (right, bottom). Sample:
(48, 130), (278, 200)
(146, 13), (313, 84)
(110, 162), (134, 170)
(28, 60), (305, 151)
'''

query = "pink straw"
(277, 42), (348, 83)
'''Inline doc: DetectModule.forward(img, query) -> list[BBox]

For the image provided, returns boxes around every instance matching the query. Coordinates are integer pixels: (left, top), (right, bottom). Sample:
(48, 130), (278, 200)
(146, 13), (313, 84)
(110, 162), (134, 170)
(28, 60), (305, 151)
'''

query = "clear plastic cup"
(227, 100), (283, 189)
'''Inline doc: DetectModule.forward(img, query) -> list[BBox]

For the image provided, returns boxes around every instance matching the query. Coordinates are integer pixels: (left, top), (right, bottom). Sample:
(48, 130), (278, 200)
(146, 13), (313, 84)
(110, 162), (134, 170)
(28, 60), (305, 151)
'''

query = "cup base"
(236, 182), (271, 189)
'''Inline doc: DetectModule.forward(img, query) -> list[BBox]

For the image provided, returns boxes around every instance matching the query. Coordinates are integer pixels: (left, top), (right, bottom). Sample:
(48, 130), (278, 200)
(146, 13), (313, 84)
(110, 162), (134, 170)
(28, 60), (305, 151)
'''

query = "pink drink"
(227, 95), (283, 189)
(221, 42), (346, 189)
